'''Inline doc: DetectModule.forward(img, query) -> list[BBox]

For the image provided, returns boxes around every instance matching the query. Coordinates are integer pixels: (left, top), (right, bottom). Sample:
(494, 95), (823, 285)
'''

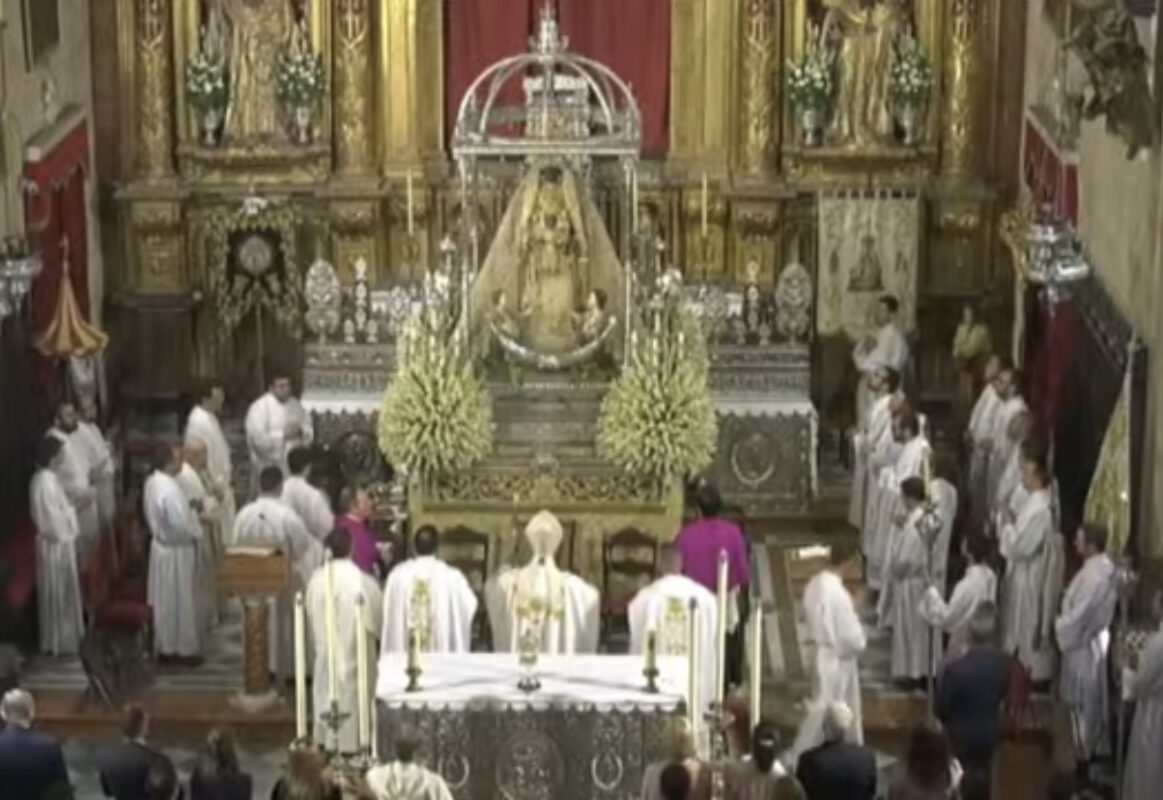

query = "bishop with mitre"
(485, 510), (600, 654)
(381, 525), (478, 654)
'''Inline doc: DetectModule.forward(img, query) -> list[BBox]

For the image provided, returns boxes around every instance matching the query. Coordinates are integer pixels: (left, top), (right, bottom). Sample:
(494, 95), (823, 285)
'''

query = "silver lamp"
(0, 235), (43, 325)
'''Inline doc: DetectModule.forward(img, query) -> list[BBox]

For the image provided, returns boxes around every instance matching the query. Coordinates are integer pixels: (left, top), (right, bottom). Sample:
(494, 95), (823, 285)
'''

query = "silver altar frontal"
(375, 653), (689, 800)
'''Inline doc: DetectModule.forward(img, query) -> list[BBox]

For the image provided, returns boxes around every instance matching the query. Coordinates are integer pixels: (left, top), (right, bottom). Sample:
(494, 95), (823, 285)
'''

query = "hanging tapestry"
(815, 191), (920, 339)
(1084, 347), (1134, 556)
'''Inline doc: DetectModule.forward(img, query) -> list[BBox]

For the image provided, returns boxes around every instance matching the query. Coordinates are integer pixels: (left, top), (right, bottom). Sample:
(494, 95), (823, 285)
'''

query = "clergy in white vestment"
(305, 529), (383, 753)
(1123, 589), (1163, 800)
(997, 451), (1055, 682)
(47, 401), (99, 554)
(174, 438), (222, 633)
(860, 407), (905, 587)
(789, 547), (867, 760)
(965, 355), (1002, 517)
(1054, 523), (1118, 760)
(928, 473), (958, 595)
(920, 535), (997, 664)
(851, 295), (909, 424)
(365, 730), (454, 800)
(380, 525), (478, 654)
(866, 410), (928, 593)
(30, 436), (85, 657)
(627, 546), (718, 719)
(144, 442), (204, 661)
(484, 510), (600, 654)
(885, 478), (938, 683)
(232, 466), (326, 674)
(74, 395), (116, 533)
(281, 447), (333, 541)
(847, 366), (902, 530)
(244, 372), (313, 487)
(991, 411), (1032, 517)
(984, 366), (1027, 511)
(184, 380), (236, 544)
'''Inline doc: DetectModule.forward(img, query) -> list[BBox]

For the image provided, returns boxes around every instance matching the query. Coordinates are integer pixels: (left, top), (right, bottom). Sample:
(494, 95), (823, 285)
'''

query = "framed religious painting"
(21, 0), (60, 70)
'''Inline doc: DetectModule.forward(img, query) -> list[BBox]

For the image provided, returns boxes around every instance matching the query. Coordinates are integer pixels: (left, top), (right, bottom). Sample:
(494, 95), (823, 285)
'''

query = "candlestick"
(293, 592), (308, 740)
(922, 449), (931, 499)
(406, 171), (415, 236)
(700, 173), (708, 237)
(687, 597), (699, 736)
(714, 550), (729, 706)
(643, 629), (660, 693)
(632, 171), (639, 233)
(405, 625), (421, 692)
(324, 555), (338, 705)
(355, 595), (370, 753)
(749, 603), (763, 726)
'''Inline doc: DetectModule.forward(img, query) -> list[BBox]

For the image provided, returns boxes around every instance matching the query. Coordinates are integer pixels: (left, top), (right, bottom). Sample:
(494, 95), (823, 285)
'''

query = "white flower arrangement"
(185, 49), (227, 115)
(889, 35), (934, 108)
(785, 41), (833, 111)
(276, 46), (326, 109)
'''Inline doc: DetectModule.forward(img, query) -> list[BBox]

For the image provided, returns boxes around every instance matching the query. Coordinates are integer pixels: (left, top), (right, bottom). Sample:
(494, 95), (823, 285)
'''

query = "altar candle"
(687, 597), (699, 733)
(714, 550), (729, 706)
(631, 171), (639, 233)
(406, 172), (415, 236)
(293, 593), (308, 740)
(645, 629), (658, 676)
(749, 602), (763, 726)
(325, 555), (338, 705)
(355, 594), (369, 751)
(701, 173), (709, 237)
(922, 449), (931, 499)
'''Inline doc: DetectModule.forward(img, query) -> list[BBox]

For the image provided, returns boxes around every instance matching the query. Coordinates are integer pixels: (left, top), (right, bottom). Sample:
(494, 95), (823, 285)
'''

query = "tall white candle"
(293, 592), (308, 740)
(406, 172), (415, 236)
(701, 173), (709, 237)
(324, 555), (338, 705)
(714, 550), (729, 706)
(355, 594), (369, 752)
(749, 603), (763, 726)
(687, 597), (699, 735)
(631, 171), (639, 233)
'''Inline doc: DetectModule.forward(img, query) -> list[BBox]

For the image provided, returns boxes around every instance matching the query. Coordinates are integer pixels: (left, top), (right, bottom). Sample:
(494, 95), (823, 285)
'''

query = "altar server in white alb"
(992, 410), (1033, 516)
(965, 354), (1002, 514)
(866, 410), (928, 593)
(47, 401), (99, 552)
(851, 295), (909, 424)
(627, 546), (717, 714)
(997, 450), (1057, 683)
(927, 459), (958, 595)
(884, 477), (939, 684)
(185, 379), (236, 542)
(306, 529), (383, 753)
(144, 442), (204, 662)
(174, 438), (221, 632)
(30, 436), (85, 656)
(790, 546), (867, 759)
(366, 729), (453, 800)
(485, 510), (600, 654)
(984, 364), (1027, 508)
(1055, 523), (1118, 760)
(847, 366), (902, 530)
(1123, 588), (1163, 800)
(232, 466), (325, 673)
(73, 395), (116, 534)
(920, 534), (997, 664)
(245, 371), (313, 484)
(380, 525), (478, 654)
(281, 447), (333, 541)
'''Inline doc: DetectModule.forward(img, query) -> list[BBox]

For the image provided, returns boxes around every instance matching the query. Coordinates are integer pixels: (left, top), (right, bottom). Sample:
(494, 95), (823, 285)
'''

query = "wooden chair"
(600, 527), (658, 644)
(441, 526), (492, 649)
(81, 523), (153, 692)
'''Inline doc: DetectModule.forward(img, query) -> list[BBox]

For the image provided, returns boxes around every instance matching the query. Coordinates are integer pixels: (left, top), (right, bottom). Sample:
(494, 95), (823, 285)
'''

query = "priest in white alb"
(30, 436), (85, 657)
(627, 546), (717, 719)
(965, 354), (1002, 519)
(144, 442), (204, 662)
(366, 729), (454, 800)
(484, 510), (600, 654)
(174, 438), (222, 633)
(866, 410), (928, 593)
(992, 411), (1032, 516)
(984, 365), (1027, 508)
(1055, 523), (1118, 761)
(306, 529), (383, 753)
(789, 546), (867, 761)
(380, 525), (478, 654)
(232, 466), (325, 673)
(74, 395), (116, 534)
(920, 534), (997, 664)
(47, 401), (99, 554)
(851, 295), (909, 424)
(184, 379), (236, 541)
(281, 447), (333, 541)
(928, 461), (958, 595)
(884, 477), (939, 685)
(244, 372), (313, 487)
(1123, 588), (1163, 800)
(847, 366), (902, 530)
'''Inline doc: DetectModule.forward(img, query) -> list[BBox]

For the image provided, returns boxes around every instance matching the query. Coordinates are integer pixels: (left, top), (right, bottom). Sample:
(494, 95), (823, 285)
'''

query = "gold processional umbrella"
(33, 255), (108, 358)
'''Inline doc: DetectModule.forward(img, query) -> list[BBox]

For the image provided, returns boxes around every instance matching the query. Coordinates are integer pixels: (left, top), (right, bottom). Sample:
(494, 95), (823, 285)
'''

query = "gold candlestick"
(643, 630), (660, 693)
(405, 625), (421, 692)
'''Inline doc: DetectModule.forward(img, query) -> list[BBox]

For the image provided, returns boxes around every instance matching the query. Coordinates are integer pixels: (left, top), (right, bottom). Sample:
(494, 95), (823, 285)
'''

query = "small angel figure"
(491, 289), (531, 341)
(574, 289), (609, 344)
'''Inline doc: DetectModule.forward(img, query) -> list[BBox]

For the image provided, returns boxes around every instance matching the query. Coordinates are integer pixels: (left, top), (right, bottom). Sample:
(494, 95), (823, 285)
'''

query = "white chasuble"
(848, 392), (893, 530)
(366, 762), (453, 800)
(281, 475), (334, 541)
(49, 427), (99, 545)
(380, 556), (478, 654)
(185, 405), (236, 539)
(1055, 552), (1118, 758)
(30, 469), (84, 656)
(144, 470), (203, 657)
(484, 565), (600, 655)
(919, 564), (997, 662)
(244, 392), (314, 479)
(175, 462), (222, 632)
(1123, 624), (1163, 800)
(306, 557), (382, 753)
(791, 569), (867, 760)
(998, 488), (1054, 681)
(886, 507), (936, 680)
(72, 421), (116, 530)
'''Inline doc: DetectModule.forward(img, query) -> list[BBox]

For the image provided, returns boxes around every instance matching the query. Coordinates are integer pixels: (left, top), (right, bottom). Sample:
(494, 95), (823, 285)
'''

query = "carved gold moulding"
(177, 142), (333, 185)
(781, 143), (938, 188)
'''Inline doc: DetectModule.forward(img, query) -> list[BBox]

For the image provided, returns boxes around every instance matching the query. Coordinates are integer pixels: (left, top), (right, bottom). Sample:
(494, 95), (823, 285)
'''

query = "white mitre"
(513, 509), (568, 622)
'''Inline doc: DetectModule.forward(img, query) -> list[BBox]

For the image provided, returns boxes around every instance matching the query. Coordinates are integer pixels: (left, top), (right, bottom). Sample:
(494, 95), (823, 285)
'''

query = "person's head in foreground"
(659, 762), (691, 800)
(0, 688), (34, 728)
(750, 720), (781, 773)
(903, 723), (954, 793)
(822, 701), (855, 744)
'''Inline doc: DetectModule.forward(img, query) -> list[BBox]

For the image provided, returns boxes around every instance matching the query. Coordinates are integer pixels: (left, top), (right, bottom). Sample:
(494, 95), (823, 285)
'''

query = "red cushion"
(95, 601), (151, 629)
(112, 578), (147, 604)
(1, 518), (37, 611)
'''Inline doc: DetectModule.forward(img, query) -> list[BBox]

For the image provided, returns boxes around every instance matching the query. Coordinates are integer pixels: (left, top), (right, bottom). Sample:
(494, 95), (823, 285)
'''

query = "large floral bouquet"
(889, 36), (934, 107)
(785, 46), (832, 111)
(276, 47), (326, 108)
(185, 50), (227, 114)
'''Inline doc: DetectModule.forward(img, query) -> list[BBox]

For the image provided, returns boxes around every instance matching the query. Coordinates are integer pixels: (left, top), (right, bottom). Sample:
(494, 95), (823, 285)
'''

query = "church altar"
(375, 653), (687, 800)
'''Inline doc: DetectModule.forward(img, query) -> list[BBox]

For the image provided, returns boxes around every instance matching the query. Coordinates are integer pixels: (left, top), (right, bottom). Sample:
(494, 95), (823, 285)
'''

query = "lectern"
(219, 549), (289, 707)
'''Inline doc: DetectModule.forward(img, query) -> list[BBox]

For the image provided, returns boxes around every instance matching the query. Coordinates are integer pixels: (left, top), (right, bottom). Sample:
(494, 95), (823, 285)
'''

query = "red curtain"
(1025, 291), (1076, 432)
(557, 0), (671, 155)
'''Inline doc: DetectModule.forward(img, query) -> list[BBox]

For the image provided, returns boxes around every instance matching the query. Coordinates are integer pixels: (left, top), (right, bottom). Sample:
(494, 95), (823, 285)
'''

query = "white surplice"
(1123, 623), (1163, 800)
(886, 507), (936, 680)
(72, 421), (115, 530)
(231, 496), (326, 672)
(860, 424), (902, 590)
(280, 475), (334, 541)
(244, 392), (313, 480)
(848, 391), (893, 530)
(1055, 552), (1118, 758)
(306, 557), (383, 753)
(999, 488), (1054, 681)
(791, 569), (867, 760)
(30, 469), (84, 656)
(484, 564), (600, 655)
(852, 323), (909, 422)
(993, 442), (1025, 515)
(380, 555), (478, 654)
(627, 573), (718, 719)
(48, 427), (99, 546)
(174, 462), (221, 632)
(930, 478), (957, 593)
(365, 762), (453, 800)
(919, 564), (997, 662)
(985, 396), (1028, 508)
(144, 469), (203, 657)
(966, 384), (1000, 503)
(184, 404), (236, 542)
(867, 433), (929, 594)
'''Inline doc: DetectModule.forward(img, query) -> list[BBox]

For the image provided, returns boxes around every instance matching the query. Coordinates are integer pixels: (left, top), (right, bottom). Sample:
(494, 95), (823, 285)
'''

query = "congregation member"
(847, 366), (902, 531)
(244, 371), (313, 484)
(184, 379), (236, 537)
(306, 529), (383, 753)
(657, 764), (694, 800)
(281, 447), (334, 541)
(1122, 588), (1163, 800)
(724, 722), (807, 800)
(851, 295), (909, 424)
(144, 443), (204, 664)
(381, 525), (477, 654)
(628, 546), (717, 718)
(795, 703), (877, 800)
(789, 547), (866, 757)
(365, 727), (454, 800)
(920, 535), (997, 663)
(47, 400), (99, 552)
(334, 485), (384, 578)
(232, 467), (325, 674)
(485, 510), (600, 654)
(997, 451), (1056, 685)
(1054, 523), (1118, 763)
(0, 689), (69, 800)
(30, 435), (85, 657)
(983, 364), (1026, 506)
(883, 477), (938, 688)
(886, 724), (962, 800)
(174, 438), (222, 633)
(865, 410), (928, 594)
(271, 740), (341, 800)
(99, 705), (176, 800)
(965, 354), (1002, 516)
(75, 394), (117, 534)
(640, 721), (709, 800)
(188, 728), (252, 800)
(144, 760), (179, 800)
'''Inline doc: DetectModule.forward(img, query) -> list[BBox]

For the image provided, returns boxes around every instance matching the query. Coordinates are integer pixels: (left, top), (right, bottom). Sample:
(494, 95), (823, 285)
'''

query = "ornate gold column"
(334, 0), (373, 176)
(941, 0), (983, 178)
(135, 0), (174, 179)
(737, 0), (778, 179)
(669, 0), (737, 170)
(376, 0), (444, 169)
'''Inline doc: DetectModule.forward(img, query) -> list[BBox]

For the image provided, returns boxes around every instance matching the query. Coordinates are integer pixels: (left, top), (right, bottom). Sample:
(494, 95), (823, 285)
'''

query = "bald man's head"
(658, 546), (683, 576)
(183, 437), (208, 469)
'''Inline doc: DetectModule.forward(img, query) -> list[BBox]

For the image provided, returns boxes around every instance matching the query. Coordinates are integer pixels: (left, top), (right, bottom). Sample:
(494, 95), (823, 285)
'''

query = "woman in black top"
(188, 729), (252, 800)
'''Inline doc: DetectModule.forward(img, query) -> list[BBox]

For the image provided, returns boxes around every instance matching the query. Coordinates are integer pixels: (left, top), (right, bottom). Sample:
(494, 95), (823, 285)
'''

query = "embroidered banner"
(1084, 348), (1133, 555)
